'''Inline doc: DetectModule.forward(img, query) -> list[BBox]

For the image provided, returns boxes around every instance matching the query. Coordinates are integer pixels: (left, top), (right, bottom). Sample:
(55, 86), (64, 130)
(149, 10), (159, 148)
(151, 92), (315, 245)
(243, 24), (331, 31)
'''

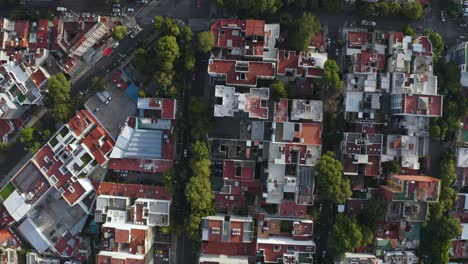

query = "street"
(4, 1), (465, 263)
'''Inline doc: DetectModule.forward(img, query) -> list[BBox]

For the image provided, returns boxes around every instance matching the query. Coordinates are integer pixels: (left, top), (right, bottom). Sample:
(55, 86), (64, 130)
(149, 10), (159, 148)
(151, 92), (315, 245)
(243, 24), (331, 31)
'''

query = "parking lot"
(84, 85), (136, 139)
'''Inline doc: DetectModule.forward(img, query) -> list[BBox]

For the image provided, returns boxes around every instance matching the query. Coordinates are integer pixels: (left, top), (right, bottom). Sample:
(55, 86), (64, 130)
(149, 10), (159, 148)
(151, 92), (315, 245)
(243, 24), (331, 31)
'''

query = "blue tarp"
(125, 83), (138, 103)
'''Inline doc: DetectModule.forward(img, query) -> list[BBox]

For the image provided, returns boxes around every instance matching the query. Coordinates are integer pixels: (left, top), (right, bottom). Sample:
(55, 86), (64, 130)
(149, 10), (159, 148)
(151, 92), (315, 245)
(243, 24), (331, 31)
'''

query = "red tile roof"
(115, 229), (130, 243)
(278, 201), (308, 218)
(208, 59), (275, 87)
(353, 51), (385, 73)
(108, 158), (174, 173)
(392, 175), (440, 182)
(365, 155), (381, 176)
(223, 161), (255, 181)
(300, 123), (321, 145)
(210, 19), (245, 48)
(14, 20), (29, 48)
(97, 182), (171, 201)
(393, 32), (404, 44)
(403, 94), (442, 117)
(274, 98), (289, 122)
(277, 50), (324, 78)
(245, 20), (264, 36)
(0, 119), (14, 142)
(310, 31), (324, 48)
(83, 126), (114, 165)
(161, 98), (176, 119)
(29, 68), (48, 89)
(347, 31), (372, 48)
(35, 19), (49, 50)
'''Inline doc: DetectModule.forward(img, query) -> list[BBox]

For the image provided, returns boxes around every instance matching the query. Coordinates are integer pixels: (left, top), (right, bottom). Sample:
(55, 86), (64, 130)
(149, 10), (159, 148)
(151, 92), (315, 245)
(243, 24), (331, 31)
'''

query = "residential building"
(257, 215), (315, 264)
(0, 64), (43, 119)
(199, 215), (255, 264)
(25, 253), (60, 264)
(380, 175), (440, 222)
(451, 41), (468, 86)
(456, 148), (468, 188)
(51, 15), (114, 74)
(214, 85), (269, 119)
(0, 110), (114, 256)
(95, 182), (171, 264)
(450, 223), (468, 259)
(382, 251), (419, 264)
(340, 253), (382, 264)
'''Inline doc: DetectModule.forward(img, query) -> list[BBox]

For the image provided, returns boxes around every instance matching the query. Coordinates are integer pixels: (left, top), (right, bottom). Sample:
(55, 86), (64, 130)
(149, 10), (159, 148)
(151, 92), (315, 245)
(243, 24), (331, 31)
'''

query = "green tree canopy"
(403, 24), (416, 37)
(270, 80), (288, 99)
(90, 76), (106, 93)
(46, 73), (72, 121)
(316, 151), (351, 204)
(112, 25), (128, 41)
(321, 60), (343, 91)
(439, 153), (457, 188)
(214, 0), (282, 17)
(47, 73), (70, 104)
(190, 97), (213, 140)
(381, 160), (401, 175)
(19, 128), (34, 144)
(430, 123), (441, 139)
(328, 214), (363, 260)
(401, 1), (423, 20)
(359, 197), (387, 228)
(197, 31), (214, 53)
(153, 16), (180, 36)
(190, 140), (211, 161)
(286, 12), (321, 52)
(424, 29), (444, 56)
(324, 0), (344, 12)
(155, 36), (180, 63)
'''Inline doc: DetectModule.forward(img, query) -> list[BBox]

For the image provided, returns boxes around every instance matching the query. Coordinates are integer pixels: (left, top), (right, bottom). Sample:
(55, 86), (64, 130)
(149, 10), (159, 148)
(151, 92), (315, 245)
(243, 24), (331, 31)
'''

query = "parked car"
(441, 10), (447, 22)
(97, 92), (110, 104)
(112, 8), (120, 13)
(128, 7), (134, 12)
(183, 149), (188, 158)
(335, 48), (339, 56)
(361, 20), (376, 26)
(101, 90), (112, 101)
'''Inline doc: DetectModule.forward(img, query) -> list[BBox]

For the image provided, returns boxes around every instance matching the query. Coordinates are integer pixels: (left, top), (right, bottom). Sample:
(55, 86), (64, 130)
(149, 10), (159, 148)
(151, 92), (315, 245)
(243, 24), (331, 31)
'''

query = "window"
(287, 246), (296, 252)
(273, 245), (281, 252)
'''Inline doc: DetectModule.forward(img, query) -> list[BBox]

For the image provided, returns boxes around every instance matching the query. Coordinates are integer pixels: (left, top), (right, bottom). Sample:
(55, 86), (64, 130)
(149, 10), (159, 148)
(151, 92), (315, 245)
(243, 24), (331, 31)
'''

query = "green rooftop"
(0, 182), (16, 200)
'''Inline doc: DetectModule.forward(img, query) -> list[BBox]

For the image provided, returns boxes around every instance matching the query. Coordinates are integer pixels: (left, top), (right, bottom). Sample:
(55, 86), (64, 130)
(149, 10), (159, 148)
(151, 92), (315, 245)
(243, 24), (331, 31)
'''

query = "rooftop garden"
(80, 153), (93, 165)
(59, 126), (70, 137)
(0, 182), (16, 200)
(49, 136), (59, 147)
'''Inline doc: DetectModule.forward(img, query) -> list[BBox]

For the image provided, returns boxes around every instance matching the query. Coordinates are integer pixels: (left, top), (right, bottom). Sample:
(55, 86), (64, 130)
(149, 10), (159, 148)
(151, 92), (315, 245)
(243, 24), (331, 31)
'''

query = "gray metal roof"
(124, 129), (163, 159)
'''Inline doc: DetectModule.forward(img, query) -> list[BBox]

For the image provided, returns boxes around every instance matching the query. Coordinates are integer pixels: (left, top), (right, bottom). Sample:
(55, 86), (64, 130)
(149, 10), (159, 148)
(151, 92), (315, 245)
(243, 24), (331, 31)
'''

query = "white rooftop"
(458, 148), (468, 168)
(257, 236), (315, 246)
(3, 190), (31, 221)
(290, 99), (322, 121)
(199, 254), (249, 264)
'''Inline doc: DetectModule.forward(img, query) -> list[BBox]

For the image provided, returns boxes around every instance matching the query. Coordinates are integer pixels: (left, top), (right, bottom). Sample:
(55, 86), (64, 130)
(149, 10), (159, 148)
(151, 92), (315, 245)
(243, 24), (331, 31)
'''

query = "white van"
(441, 10), (447, 22)
(101, 90), (112, 101)
(97, 92), (110, 104)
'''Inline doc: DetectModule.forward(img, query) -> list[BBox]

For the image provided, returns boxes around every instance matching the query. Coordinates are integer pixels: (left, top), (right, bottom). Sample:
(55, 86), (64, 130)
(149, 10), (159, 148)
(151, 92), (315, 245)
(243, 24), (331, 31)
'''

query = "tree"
(381, 160), (401, 175)
(328, 214), (363, 260)
(197, 31), (214, 53)
(324, 0), (344, 12)
(286, 12), (321, 52)
(51, 103), (72, 122)
(185, 49), (196, 71)
(214, 0), (282, 17)
(19, 128), (34, 144)
(321, 60), (343, 91)
(359, 197), (387, 228)
(155, 36), (180, 63)
(181, 26), (194, 44)
(190, 97), (213, 140)
(0, 142), (9, 155)
(401, 1), (423, 20)
(46, 73), (72, 121)
(430, 123), (441, 139)
(387, 1), (401, 15)
(46, 73), (70, 104)
(190, 141), (210, 161)
(163, 169), (175, 195)
(153, 16), (180, 36)
(90, 76), (106, 93)
(439, 187), (457, 210)
(403, 24), (416, 37)
(439, 153), (457, 188)
(376, 2), (390, 16)
(270, 81), (288, 99)
(112, 25), (128, 41)
(360, 225), (374, 246)
(316, 151), (351, 204)
(154, 71), (174, 89)
(424, 29), (444, 56)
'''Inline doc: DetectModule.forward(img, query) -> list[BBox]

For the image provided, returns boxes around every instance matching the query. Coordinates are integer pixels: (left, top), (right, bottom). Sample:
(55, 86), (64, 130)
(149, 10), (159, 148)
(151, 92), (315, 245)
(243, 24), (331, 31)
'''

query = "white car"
(101, 90), (112, 101)
(361, 20), (376, 26)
